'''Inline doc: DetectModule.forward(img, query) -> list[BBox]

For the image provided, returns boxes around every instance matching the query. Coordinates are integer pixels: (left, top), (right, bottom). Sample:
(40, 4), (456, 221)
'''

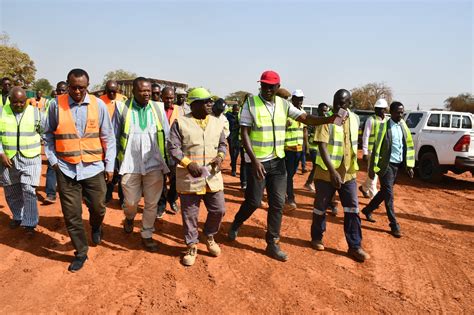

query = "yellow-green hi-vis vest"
(118, 98), (167, 163)
(367, 115), (384, 152)
(248, 95), (287, 159)
(372, 119), (415, 173)
(285, 118), (304, 148)
(0, 95), (10, 107)
(315, 111), (359, 171)
(0, 104), (41, 158)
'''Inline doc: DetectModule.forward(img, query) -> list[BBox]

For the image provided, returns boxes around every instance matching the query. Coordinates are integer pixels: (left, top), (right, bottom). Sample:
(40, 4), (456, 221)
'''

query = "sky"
(0, 0), (472, 109)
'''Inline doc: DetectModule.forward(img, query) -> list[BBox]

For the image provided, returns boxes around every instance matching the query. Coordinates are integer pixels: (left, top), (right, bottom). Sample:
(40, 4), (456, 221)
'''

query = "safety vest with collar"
(248, 95), (287, 159)
(0, 104), (41, 159)
(315, 110), (359, 171)
(99, 94), (126, 119)
(367, 115), (385, 153)
(285, 117), (304, 149)
(372, 119), (415, 173)
(0, 95), (10, 107)
(54, 94), (104, 164)
(175, 114), (225, 193)
(28, 97), (46, 110)
(117, 99), (167, 163)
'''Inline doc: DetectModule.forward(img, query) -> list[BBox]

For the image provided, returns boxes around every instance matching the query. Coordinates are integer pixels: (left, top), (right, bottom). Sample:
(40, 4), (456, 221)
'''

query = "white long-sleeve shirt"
(362, 115), (386, 155)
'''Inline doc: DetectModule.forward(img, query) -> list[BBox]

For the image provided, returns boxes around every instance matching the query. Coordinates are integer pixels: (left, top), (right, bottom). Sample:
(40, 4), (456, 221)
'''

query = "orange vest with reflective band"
(100, 93), (126, 118)
(167, 105), (180, 125)
(54, 94), (104, 164)
(28, 97), (46, 110)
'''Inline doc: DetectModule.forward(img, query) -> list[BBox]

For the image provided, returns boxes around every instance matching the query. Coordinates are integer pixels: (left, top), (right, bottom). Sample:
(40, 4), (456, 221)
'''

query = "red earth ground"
(0, 154), (472, 313)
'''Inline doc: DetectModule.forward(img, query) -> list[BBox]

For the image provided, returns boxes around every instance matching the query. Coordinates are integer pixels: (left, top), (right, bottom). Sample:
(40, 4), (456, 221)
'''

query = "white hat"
(374, 99), (388, 108)
(175, 87), (187, 95)
(292, 89), (304, 97)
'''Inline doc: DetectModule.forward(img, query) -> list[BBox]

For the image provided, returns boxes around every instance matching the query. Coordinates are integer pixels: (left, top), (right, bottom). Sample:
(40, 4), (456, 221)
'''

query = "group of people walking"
(0, 69), (415, 272)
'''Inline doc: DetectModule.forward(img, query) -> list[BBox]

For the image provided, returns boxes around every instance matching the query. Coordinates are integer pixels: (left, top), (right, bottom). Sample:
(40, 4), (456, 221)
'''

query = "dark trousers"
(157, 165), (178, 212)
(285, 150), (303, 202)
(229, 140), (240, 174)
(56, 170), (107, 258)
(105, 174), (123, 204)
(231, 158), (287, 244)
(365, 163), (400, 231)
(311, 179), (362, 249)
(305, 149), (317, 185)
(300, 144), (307, 171)
(240, 148), (248, 188)
(45, 163), (57, 197)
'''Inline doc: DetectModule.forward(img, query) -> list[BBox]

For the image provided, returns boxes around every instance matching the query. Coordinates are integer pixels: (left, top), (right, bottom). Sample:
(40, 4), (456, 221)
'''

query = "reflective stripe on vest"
(118, 99), (167, 163)
(0, 104), (41, 158)
(249, 96), (286, 159)
(54, 94), (104, 164)
(373, 119), (415, 172)
(285, 118), (304, 147)
(315, 111), (359, 171)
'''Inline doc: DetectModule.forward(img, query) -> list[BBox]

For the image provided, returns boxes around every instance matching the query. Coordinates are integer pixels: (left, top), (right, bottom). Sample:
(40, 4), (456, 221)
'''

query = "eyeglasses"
(68, 85), (87, 92)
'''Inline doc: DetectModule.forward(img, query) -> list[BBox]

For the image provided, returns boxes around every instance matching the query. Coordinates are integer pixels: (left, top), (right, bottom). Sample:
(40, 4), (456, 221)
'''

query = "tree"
(351, 82), (393, 110)
(32, 78), (53, 95)
(444, 93), (474, 113)
(101, 69), (137, 87)
(225, 90), (252, 105)
(0, 32), (36, 87)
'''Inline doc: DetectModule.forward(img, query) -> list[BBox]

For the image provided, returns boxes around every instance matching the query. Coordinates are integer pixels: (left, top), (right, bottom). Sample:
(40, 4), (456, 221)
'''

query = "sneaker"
(169, 202), (179, 215)
(68, 255), (88, 272)
(43, 195), (57, 204)
(241, 183), (247, 190)
(228, 226), (239, 241)
(265, 241), (288, 262)
(182, 244), (198, 266)
(9, 219), (21, 229)
(304, 182), (316, 193)
(205, 235), (221, 257)
(329, 205), (338, 216)
(348, 247), (370, 262)
(359, 186), (370, 198)
(310, 239), (325, 251)
(362, 208), (376, 223)
(142, 237), (159, 252)
(286, 201), (297, 210)
(123, 218), (134, 234)
(390, 228), (402, 238)
(156, 207), (165, 219)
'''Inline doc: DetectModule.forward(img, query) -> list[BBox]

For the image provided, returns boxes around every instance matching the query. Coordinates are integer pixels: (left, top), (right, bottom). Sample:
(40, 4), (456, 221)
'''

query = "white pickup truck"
(404, 110), (474, 182)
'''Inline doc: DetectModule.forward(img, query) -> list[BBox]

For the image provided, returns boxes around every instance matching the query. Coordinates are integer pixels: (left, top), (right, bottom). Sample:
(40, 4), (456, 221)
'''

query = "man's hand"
(329, 170), (342, 189)
(362, 154), (369, 162)
(368, 169), (375, 180)
(187, 162), (202, 178)
(252, 160), (266, 181)
(407, 167), (414, 179)
(0, 153), (12, 168)
(105, 171), (114, 184)
(209, 155), (223, 171)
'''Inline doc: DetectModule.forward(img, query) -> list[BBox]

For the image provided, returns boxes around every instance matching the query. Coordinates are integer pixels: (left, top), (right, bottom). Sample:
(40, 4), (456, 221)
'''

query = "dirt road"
(0, 156), (472, 313)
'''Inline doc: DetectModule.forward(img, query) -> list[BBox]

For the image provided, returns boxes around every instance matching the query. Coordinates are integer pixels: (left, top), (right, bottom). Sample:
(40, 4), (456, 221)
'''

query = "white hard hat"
(374, 99), (388, 108)
(292, 89), (304, 97)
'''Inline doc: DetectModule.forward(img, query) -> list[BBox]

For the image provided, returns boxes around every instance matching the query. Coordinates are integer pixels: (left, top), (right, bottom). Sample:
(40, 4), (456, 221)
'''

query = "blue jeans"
(285, 150), (303, 202)
(232, 158), (287, 244)
(311, 179), (362, 249)
(300, 144), (307, 171)
(305, 149), (317, 185)
(45, 163), (57, 198)
(229, 140), (240, 174)
(364, 163), (400, 231)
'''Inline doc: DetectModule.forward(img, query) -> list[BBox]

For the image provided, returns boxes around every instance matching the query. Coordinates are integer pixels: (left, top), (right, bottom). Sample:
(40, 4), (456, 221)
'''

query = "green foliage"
(351, 82), (392, 110)
(101, 69), (137, 88)
(0, 32), (36, 87)
(444, 93), (474, 113)
(225, 90), (252, 106)
(32, 78), (53, 95)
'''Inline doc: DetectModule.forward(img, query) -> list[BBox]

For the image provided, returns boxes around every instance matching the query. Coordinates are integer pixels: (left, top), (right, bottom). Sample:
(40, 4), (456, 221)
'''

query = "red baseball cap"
(258, 70), (280, 85)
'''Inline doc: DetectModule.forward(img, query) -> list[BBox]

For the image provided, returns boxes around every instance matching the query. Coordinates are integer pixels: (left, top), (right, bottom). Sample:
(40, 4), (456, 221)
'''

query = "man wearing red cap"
(228, 70), (335, 261)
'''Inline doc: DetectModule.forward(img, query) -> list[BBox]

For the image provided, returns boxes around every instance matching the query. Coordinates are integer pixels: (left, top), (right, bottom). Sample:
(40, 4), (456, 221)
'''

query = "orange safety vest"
(99, 93), (126, 118)
(54, 94), (104, 164)
(28, 97), (46, 110)
(167, 105), (180, 125)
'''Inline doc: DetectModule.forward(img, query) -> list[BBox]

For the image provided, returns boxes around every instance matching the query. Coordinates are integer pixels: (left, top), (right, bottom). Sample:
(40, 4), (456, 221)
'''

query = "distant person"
(114, 77), (169, 252)
(362, 101), (415, 238)
(175, 87), (190, 116)
(27, 90), (46, 110)
(359, 99), (388, 199)
(168, 87), (227, 266)
(1, 77), (12, 107)
(43, 81), (68, 205)
(44, 68), (116, 272)
(151, 83), (161, 102)
(311, 89), (370, 262)
(0, 87), (42, 237)
(225, 103), (241, 177)
(212, 98), (230, 138)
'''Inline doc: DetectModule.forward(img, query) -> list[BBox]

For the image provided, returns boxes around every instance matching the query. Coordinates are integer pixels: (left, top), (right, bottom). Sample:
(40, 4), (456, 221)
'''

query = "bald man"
(0, 87), (43, 236)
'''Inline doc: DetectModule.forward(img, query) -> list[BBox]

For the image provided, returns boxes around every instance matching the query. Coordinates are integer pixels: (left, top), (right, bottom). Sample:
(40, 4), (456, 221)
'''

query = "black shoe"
(390, 228), (402, 238)
(362, 208), (376, 223)
(91, 227), (103, 245)
(359, 186), (370, 198)
(24, 226), (35, 238)
(169, 202), (179, 215)
(124, 218), (134, 234)
(241, 184), (247, 190)
(68, 255), (88, 272)
(142, 237), (159, 252)
(265, 242), (288, 262)
(9, 219), (21, 229)
(231, 171), (237, 177)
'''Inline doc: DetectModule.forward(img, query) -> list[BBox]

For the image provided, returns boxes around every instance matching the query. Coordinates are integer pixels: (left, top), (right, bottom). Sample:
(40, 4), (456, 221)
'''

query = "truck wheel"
(419, 152), (442, 183)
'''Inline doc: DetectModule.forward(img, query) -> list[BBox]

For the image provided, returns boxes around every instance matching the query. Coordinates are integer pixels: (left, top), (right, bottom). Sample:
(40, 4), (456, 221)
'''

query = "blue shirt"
(43, 94), (116, 180)
(389, 119), (403, 164)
